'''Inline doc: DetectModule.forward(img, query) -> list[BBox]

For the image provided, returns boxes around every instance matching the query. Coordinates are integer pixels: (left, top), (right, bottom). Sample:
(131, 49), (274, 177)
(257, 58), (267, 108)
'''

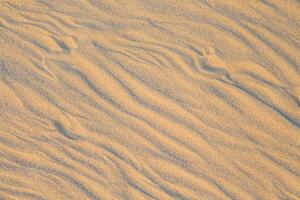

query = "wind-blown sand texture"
(0, 0), (300, 199)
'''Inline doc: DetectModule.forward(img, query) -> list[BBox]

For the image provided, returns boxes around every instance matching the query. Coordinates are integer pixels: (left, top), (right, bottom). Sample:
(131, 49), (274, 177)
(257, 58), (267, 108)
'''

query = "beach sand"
(0, 0), (299, 199)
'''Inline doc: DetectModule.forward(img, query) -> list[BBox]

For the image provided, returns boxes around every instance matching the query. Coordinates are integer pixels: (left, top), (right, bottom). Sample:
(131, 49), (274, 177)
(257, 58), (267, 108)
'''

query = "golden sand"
(0, 1), (299, 199)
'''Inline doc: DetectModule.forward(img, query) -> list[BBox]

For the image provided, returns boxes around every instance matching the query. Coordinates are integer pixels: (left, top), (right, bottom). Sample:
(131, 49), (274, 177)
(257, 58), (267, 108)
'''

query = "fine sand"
(0, 1), (300, 199)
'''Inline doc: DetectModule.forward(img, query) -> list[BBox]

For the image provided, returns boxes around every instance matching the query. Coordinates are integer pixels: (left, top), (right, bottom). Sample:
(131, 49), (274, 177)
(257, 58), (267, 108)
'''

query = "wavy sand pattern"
(0, 1), (300, 199)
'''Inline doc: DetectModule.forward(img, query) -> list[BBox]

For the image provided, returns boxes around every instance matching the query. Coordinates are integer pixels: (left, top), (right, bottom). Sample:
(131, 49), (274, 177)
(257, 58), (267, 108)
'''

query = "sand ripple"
(0, 1), (299, 199)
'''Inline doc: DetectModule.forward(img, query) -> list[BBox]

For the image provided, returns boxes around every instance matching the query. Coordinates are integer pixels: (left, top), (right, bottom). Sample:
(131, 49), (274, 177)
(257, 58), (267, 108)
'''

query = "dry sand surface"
(0, 0), (300, 199)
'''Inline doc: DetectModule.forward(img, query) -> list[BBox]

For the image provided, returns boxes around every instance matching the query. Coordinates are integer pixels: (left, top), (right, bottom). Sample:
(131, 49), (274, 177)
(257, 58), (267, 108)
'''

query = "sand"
(0, 0), (299, 199)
